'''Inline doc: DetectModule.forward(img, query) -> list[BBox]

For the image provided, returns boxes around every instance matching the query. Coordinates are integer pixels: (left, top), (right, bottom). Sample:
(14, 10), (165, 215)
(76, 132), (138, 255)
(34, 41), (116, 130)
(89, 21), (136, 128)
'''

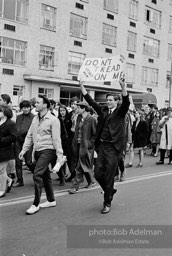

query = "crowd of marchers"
(0, 84), (172, 214)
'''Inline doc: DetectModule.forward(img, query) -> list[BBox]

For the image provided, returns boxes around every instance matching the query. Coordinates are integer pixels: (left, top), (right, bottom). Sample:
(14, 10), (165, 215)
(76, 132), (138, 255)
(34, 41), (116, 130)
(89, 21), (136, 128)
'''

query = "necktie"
(109, 110), (112, 115)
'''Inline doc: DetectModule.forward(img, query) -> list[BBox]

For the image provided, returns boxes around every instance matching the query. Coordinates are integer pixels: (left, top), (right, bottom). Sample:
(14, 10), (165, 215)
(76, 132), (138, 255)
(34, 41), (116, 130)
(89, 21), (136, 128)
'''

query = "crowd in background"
(1, 92), (172, 200)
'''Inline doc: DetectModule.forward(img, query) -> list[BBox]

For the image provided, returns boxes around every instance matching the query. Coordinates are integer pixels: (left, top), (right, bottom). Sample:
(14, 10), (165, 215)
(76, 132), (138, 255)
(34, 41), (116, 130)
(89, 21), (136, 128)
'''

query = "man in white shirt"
(19, 95), (63, 215)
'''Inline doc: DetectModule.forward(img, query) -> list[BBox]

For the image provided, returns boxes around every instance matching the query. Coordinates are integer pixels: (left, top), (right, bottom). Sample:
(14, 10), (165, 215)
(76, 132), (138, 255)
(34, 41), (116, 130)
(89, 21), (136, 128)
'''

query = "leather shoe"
(156, 161), (164, 165)
(13, 182), (24, 187)
(101, 204), (111, 214)
(126, 164), (133, 168)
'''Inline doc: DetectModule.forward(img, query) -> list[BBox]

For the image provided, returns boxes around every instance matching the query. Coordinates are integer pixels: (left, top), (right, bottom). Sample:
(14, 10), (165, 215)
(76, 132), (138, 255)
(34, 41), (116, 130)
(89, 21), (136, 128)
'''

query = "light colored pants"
(0, 161), (10, 192)
(6, 159), (16, 175)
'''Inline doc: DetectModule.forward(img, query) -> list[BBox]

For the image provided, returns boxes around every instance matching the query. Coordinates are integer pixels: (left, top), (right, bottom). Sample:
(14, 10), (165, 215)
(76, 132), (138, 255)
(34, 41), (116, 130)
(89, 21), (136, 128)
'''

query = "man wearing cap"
(79, 78), (130, 214)
(68, 101), (96, 193)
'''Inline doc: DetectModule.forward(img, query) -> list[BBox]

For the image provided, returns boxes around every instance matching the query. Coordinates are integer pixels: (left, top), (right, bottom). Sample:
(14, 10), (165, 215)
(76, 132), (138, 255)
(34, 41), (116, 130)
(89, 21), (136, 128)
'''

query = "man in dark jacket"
(79, 78), (130, 214)
(13, 100), (34, 187)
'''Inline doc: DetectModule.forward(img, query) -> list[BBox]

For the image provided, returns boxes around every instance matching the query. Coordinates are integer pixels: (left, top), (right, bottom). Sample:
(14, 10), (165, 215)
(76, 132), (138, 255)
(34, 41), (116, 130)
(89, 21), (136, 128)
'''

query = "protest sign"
(78, 54), (125, 82)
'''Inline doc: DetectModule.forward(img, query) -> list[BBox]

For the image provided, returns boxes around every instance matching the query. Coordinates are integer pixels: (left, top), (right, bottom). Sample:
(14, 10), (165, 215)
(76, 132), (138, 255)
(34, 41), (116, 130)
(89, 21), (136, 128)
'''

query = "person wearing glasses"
(79, 77), (130, 214)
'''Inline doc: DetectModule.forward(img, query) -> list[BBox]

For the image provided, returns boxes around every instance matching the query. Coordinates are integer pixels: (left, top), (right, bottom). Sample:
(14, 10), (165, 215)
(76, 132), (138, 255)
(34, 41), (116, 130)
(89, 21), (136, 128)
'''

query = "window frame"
(169, 16), (172, 33)
(68, 51), (86, 75)
(142, 66), (158, 85)
(143, 36), (160, 58)
(145, 6), (161, 29)
(13, 85), (24, 96)
(38, 87), (54, 99)
(70, 13), (88, 40)
(168, 43), (172, 60)
(41, 4), (56, 32)
(104, 0), (119, 14)
(0, 0), (28, 24)
(126, 63), (135, 84)
(127, 31), (137, 52)
(129, 0), (138, 20)
(102, 23), (117, 47)
(39, 45), (55, 71)
(0, 37), (27, 66)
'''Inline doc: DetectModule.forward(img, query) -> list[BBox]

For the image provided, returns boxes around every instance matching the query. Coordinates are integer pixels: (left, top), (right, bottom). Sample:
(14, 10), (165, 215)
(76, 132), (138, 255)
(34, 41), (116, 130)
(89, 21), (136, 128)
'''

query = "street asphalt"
(0, 149), (172, 256)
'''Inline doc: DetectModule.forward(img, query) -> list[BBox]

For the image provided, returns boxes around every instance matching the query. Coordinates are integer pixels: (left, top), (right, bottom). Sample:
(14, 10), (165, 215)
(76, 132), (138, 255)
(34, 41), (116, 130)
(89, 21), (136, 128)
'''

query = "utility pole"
(169, 61), (172, 107)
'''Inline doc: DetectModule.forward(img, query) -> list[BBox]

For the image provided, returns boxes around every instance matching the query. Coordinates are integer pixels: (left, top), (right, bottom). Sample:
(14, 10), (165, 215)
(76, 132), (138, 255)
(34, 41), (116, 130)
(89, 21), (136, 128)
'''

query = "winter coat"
(159, 116), (172, 150)
(132, 120), (148, 148)
(0, 119), (18, 162)
(16, 112), (34, 144)
(150, 117), (161, 144)
(72, 113), (96, 173)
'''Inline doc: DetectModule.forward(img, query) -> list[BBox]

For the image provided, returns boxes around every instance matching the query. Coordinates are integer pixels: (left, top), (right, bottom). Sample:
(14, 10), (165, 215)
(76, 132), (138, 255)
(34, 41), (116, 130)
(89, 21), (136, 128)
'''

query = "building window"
(142, 66), (158, 85)
(39, 45), (55, 71)
(13, 85), (23, 96)
(68, 51), (85, 74)
(41, 4), (56, 31)
(143, 37), (160, 58)
(169, 16), (172, 33)
(70, 13), (88, 39)
(168, 44), (172, 59)
(0, 0), (28, 23)
(104, 0), (119, 13)
(38, 88), (54, 99)
(60, 91), (82, 106)
(0, 37), (26, 66)
(127, 31), (137, 52)
(145, 7), (161, 29)
(102, 23), (117, 47)
(129, 0), (138, 20)
(126, 63), (135, 84)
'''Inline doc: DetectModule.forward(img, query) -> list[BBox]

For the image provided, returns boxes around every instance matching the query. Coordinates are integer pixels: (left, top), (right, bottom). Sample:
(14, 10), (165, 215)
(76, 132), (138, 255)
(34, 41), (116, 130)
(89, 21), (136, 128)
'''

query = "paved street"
(0, 150), (172, 256)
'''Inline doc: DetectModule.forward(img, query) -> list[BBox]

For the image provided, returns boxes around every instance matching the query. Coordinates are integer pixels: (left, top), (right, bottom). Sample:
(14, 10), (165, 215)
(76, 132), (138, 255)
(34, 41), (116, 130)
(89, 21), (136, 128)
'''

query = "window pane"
(68, 52), (85, 74)
(126, 63), (135, 83)
(16, 0), (28, 23)
(168, 44), (172, 59)
(104, 0), (119, 13)
(129, 0), (138, 20)
(143, 37), (160, 57)
(4, 0), (16, 20)
(70, 13), (87, 39)
(0, 0), (2, 17)
(39, 45), (54, 70)
(39, 88), (44, 94)
(42, 4), (56, 31)
(102, 24), (117, 47)
(0, 37), (26, 65)
(142, 67), (158, 85)
(145, 7), (161, 28)
(127, 31), (137, 51)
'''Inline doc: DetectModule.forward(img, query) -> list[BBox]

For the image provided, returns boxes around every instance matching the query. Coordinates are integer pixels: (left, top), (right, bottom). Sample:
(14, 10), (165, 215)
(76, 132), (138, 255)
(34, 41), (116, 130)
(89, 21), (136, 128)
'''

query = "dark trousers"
(15, 141), (34, 183)
(33, 149), (56, 206)
(94, 142), (119, 207)
(159, 149), (172, 163)
(116, 155), (125, 176)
